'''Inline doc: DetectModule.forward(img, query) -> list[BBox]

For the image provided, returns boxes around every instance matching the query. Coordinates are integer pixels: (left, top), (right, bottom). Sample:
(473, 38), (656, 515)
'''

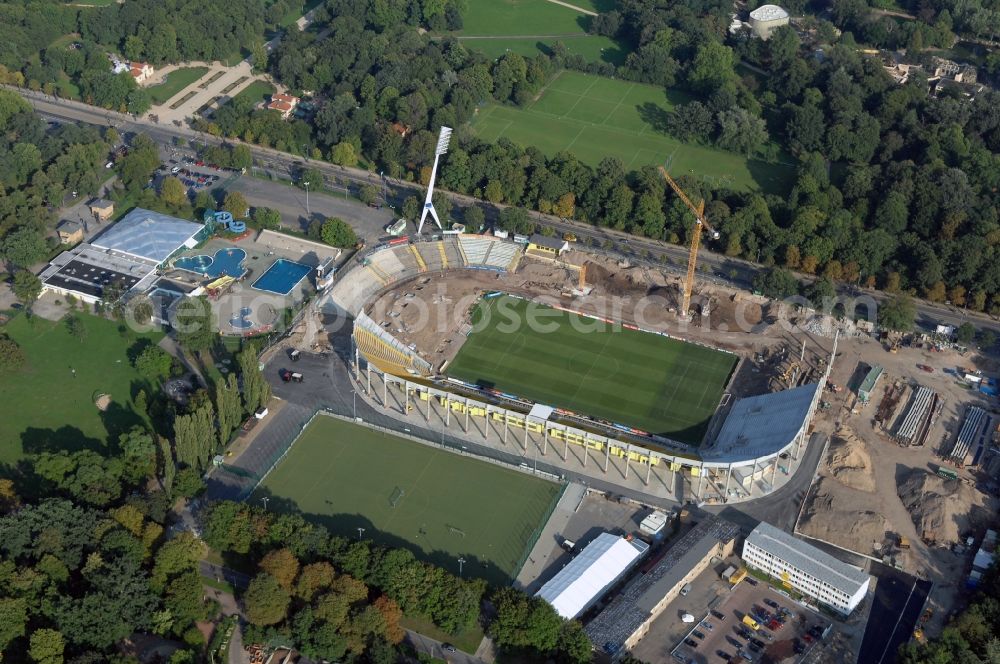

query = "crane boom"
(658, 166), (718, 319)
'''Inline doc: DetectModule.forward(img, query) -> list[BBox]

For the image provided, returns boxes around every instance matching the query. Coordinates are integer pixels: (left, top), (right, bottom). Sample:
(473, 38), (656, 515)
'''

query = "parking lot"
(669, 578), (830, 664)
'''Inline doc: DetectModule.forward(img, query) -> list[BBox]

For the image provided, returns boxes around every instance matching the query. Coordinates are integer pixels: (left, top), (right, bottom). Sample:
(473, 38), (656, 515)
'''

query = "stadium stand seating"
(443, 238), (465, 267)
(354, 312), (432, 376)
(484, 241), (520, 270)
(417, 242), (445, 271)
(459, 236), (491, 264)
(409, 244), (427, 271)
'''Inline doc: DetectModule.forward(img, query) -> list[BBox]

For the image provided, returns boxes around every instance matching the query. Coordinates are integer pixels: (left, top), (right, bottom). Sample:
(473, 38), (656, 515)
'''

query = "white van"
(680, 583), (692, 597)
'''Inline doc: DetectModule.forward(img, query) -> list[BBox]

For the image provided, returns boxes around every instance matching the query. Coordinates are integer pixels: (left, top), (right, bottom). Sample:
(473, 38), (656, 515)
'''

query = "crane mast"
(658, 166), (719, 319)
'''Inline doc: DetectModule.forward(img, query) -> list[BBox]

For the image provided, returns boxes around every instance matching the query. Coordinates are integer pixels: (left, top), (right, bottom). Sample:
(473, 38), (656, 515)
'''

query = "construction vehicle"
(658, 166), (720, 318)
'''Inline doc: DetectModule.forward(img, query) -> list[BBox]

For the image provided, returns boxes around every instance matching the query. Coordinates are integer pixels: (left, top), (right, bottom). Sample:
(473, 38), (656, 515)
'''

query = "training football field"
(447, 295), (736, 444)
(257, 416), (564, 585)
(470, 70), (794, 193)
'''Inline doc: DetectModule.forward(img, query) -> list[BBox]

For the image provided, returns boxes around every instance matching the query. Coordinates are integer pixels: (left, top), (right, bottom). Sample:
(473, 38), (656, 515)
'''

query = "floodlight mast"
(416, 126), (452, 234)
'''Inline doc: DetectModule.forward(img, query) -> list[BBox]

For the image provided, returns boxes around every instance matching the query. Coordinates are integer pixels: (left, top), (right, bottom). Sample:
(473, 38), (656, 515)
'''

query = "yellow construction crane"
(658, 166), (720, 319)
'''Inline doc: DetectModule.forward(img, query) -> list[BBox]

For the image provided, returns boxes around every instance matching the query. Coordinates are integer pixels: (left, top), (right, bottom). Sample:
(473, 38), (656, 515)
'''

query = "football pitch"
(256, 416), (564, 585)
(469, 70), (795, 193)
(447, 295), (737, 444)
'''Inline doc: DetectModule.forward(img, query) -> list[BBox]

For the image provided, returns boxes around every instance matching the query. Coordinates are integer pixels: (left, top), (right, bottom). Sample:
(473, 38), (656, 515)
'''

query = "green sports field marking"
(448, 295), (736, 443)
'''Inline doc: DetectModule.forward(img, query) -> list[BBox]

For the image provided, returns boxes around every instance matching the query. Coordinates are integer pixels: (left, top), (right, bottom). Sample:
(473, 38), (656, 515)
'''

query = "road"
(17, 89), (1000, 335)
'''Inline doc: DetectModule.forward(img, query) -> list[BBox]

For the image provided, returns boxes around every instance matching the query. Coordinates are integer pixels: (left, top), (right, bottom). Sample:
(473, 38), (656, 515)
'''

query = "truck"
(937, 467), (960, 481)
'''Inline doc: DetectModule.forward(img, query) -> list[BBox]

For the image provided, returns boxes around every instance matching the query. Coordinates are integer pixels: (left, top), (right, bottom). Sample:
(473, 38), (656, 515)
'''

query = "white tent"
(535, 533), (648, 619)
(681, 613), (695, 623)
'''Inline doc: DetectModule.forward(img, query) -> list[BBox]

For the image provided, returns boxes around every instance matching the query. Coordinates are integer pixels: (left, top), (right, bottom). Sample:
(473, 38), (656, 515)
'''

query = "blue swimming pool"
(251, 259), (312, 295)
(174, 248), (247, 278)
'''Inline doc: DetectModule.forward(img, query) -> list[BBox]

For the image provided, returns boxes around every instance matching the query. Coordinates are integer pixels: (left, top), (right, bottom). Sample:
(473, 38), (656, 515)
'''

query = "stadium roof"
(92, 208), (204, 264)
(702, 383), (819, 463)
(745, 522), (869, 596)
(535, 534), (648, 619)
(749, 4), (789, 21)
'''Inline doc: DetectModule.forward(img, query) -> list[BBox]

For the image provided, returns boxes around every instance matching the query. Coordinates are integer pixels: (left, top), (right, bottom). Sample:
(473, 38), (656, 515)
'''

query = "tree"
(753, 268), (800, 299)
(464, 205), (485, 231)
(133, 345), (173, 383)
(158, 435), (176, 496)
(223, 191), (249, 219)
(173, 296), (216, 351)
(805, 277), (836, 310)
(12, 269), (42, 306)
(956, 322), (976, 344)
(977, 329), (996, 350)
(359, 184), (379, 206)
(230, 144), (253, 170)
(119, 427), (157, 485)
(401, 196), (420, 221)
(0, 336), (23, 374)
(880, 295), (915, 331)
(244, 573), (291, 625)
(238, 345), (270, 414)
(330, 142), (358, 167)
(152, 532), (205, 591)
(716, 108), (768, 156)
(160, 177), (188, 208)
(0, 597), (27, 651)
(249, 207), (281, 230)
(215, 373), (242, 447)
(688, 42), (735, 94)
(320, 218), (358, 248)
(2, 227), (47, 268)
(65, 314), (87, 343)
(498, 207), (532, 234)
(260, 548), (299, 589)
(119, 134), (160, 191)
(29, 628), (64, 664)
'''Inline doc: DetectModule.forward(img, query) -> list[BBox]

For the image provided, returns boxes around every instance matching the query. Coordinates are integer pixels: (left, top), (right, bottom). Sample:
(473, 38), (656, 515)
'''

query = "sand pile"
(898, 471), (993, 544)
(826, 430), (876, 492)
(798, 476), (889, 554)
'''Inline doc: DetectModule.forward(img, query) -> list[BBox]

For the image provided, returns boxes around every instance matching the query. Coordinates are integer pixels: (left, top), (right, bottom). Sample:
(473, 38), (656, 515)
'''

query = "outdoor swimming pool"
(174, 248), (247, 278)
(251, 259), (312, 295)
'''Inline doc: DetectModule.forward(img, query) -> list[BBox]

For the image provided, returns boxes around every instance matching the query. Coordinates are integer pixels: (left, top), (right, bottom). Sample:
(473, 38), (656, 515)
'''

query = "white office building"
(742, 522), (870, 615)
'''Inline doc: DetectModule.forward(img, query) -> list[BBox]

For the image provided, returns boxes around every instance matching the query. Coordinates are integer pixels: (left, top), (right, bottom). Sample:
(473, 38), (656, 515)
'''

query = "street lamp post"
(352, 389), (357, 419)
(302, 180), (311, 216)
(458, 557), (466, 577)
(261, 496), (269, 511)
(357, 527), (365, 541)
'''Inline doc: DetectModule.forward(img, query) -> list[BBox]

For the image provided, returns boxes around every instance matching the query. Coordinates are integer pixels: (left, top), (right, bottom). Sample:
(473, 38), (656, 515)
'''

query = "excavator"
(658, 166), (720, 319)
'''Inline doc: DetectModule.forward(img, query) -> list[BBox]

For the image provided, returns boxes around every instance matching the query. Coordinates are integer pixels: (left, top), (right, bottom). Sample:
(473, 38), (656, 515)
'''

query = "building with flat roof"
(584, 516), (740, 655)
(742, 522), (870, 615)
(536, 533), (649, 619)
(527, 234), (569, 256)
(41, 208), (206, 304)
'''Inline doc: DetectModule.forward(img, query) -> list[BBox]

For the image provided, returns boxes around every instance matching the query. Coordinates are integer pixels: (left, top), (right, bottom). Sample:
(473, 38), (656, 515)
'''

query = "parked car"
(716, 651), (731, 661)
(693, 631), (705, 640)
(441, 643), (456, 653)
(750, 638), (764, 649)
(746, 578), (758, 586)
(764, 599), (778, 609)
(685, 638), (699, 648)
(711, 610), (726, 620)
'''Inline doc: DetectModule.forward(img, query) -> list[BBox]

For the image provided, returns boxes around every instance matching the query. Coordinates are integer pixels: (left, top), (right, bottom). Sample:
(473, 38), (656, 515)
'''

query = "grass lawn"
(233, 80), (275, 107)
(279, 0), (324, 28)
(447, 295), (736, 444)
(461, 34), (627, 65)
(255, 416), (564, 585)
(400, 614), (484, 654)
(147, 67), (210, 105)
(65, 0), (119, 6)
(460, 0), (591, 36)
(469, 70), (795, 193)
(0, 312), (164, 465)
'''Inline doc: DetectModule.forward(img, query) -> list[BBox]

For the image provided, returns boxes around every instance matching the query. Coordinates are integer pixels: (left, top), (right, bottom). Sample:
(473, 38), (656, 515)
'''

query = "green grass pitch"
(147, 67), (209, 105)
(447, 295), (737, 444)
(459, 0), (591, 36)
(256, 416), (564, 585)
(0, 312), (163, 464)
(469, 70), (795, 193)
